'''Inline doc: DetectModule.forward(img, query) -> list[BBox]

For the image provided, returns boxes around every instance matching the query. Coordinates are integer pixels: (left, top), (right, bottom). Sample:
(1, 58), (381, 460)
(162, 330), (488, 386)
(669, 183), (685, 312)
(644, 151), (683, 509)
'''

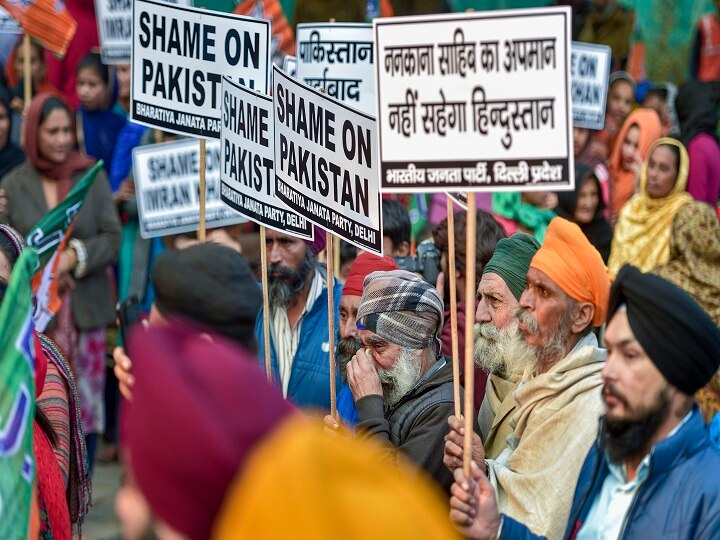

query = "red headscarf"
(342, 252), (399, 297)
(24, 92), (95, 200)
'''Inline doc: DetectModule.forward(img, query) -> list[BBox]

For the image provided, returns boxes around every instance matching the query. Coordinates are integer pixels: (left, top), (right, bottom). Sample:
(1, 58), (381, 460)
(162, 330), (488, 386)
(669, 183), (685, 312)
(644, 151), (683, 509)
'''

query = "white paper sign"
(374, 7), (573, 193)
(95, 0), (192, 64)
(296, 23), (375, 115)
(571, 41), (611, 130)
(133, 138), (246, 238)
(273, 65), (383, 255)
(282, 55), (297, 77)
(220, 76), (313, 239)
(0, 7), (20, 33)
(131, 0), (270, 139)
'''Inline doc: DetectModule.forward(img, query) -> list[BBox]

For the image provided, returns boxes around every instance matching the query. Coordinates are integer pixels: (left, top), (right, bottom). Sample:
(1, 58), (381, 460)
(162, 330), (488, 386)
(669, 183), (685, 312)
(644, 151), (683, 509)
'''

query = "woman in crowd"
(554, 163), (613, 262)
(607, 107), (662, 221)
(75, 52), (127, 176)
(0, 224), (91, 537)
(593, 71), (636, 159)
(491, 191), (556, 242)
(675, 80), (720, 206)
(0, 93), (121, 469)
(0, 87), (24, 178)
(609, 137), (693, 274)
(654, 201), (720, 423)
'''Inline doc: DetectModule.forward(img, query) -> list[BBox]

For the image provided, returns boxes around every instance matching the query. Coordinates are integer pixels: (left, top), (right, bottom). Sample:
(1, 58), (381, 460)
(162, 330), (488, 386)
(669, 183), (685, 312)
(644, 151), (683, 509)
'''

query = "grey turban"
(357, 269), (444, 355)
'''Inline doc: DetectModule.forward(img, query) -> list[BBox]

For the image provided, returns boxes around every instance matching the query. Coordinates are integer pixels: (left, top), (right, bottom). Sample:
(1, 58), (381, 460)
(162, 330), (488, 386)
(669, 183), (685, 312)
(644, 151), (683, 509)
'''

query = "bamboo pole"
(447, 197), (461, 418)
(259, 226), (272, 380)
(463, 192), (476, 477)
(198, 138), (207, 241)
(326, 233), (337, 419)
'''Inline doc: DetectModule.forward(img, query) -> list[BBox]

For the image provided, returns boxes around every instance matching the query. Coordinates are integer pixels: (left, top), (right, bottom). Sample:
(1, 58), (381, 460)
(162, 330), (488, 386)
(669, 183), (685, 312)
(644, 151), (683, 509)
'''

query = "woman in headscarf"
(554, 163), (613, 262)
(608, 137), (693, 274)
(654, 202), (720, 423)
(0, 93), (121, 470)
(607, 107), (663, 221)
(0, 86), (24, 179)
(675, 80), (720, 206)
(0, 224), (91, 538)
(4, 37), (64, 114)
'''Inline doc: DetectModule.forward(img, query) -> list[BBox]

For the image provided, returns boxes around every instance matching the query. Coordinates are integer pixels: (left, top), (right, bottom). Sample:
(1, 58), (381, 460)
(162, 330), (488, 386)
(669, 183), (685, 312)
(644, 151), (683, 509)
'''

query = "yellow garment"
(608, 138), (694, 274)
(213, 418), (459, 540)
(478, 373), (520, 460)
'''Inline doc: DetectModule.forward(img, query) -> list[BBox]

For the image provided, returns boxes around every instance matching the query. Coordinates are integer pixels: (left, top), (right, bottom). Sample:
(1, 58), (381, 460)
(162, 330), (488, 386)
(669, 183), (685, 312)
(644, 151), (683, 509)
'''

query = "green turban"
(482, 233), (541, 300)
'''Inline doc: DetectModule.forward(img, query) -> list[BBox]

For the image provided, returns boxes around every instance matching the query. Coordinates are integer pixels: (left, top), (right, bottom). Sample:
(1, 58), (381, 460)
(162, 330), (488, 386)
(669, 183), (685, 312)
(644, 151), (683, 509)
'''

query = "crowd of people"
(0, 0), (719, 539)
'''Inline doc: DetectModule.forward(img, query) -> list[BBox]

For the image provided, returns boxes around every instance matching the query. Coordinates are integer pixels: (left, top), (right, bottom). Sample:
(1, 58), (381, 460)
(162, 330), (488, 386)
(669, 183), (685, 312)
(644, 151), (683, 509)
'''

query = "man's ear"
(395, 241), (410, 257)
(571, 302), (594, 334)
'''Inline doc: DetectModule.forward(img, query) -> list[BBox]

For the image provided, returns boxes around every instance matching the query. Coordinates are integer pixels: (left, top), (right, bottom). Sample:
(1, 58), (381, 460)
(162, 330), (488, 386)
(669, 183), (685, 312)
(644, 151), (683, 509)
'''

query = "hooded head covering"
(555, 164), (613, 263)
(304, 226), (327, 256)
(530, 217), (611, 327)
(342, 252), (399, 297)
(357, 269), (444, 355)
(0, 87), (25, 178)
(675, 80), (719, 147)
(126, 321), (296, 540)
(482, 233), (540, 301)
(607, 107), (663, 216)
(609, 137), (693, 274)
(213, 418), (459, 540)
(491, 192), (556, 242)
(151, 244), (262, 351)
(24, 93), (95, 200)
(609, 71), (637, 93)
(608, 265), (720, 395)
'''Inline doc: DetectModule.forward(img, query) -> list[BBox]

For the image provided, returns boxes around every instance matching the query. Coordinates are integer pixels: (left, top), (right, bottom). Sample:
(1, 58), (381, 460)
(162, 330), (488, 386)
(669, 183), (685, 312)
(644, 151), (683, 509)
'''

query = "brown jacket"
(1, 161), (121, 330)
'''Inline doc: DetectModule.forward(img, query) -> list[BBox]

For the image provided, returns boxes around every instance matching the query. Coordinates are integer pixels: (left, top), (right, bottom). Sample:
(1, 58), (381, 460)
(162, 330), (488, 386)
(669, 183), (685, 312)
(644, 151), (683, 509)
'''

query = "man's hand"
(450, 461), (501, 540)
(444, 415), (485, 473)
(347, 348), (383, 400)
(113, 346), (135, 401)
(115, 178), (135, 203)
(57, 248), (78, 275)
(323, 414), (344, 439)
(206, 228), (242, 253)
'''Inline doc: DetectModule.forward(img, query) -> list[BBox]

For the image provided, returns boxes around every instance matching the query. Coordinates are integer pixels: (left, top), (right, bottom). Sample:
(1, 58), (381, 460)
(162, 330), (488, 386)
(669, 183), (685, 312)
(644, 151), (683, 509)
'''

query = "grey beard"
(268, 248), (313, 308)
(337, 336), (362, 383)
(378, 348), (423, 409)
(514, 308), (573, 373)
(474, 320), (536, 380)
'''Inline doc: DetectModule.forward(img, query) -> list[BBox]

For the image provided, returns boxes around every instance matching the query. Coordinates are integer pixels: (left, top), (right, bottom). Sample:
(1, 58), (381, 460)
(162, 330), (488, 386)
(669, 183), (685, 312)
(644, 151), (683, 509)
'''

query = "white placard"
(571, 41), (611, 130)
(220, 76), (313, 239)
(95, 0), (192, 64)
(282, 55), (297, 77)
(273, 65), (383, 255)
(131, 0), (271, 139)
(374, 7), (573, 193)
(0, 6), (20, 33)
(296, 23), (375, 115)
(133, 138), (246, 238)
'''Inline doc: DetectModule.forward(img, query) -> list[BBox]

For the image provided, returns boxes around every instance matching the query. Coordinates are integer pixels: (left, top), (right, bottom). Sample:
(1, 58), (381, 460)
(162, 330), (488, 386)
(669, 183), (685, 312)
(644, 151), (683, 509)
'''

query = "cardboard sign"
(374, 7), (573, 193)
(95, 0), (192, 64)
(273, 65), (383, 255)
(571, 41), (611, 130)
(131, 0), (271, 139)
(0, 6), (20, 33)
(296, 23), (374, 115)
(283, 55), (297, 77)
(220, 76), (313, 239)
(133, 138), (247, 238)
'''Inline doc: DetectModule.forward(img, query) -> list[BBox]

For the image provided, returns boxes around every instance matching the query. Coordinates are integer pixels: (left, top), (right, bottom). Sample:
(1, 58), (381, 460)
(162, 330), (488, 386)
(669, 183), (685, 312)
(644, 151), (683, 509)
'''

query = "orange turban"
(530, 217), (611, 327)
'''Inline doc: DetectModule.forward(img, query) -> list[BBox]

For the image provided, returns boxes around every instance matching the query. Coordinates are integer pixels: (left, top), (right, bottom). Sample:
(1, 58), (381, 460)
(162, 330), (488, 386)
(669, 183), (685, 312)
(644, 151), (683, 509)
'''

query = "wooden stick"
(326, 232), (338, 419)
(463, 192), (476, 477)
(23, 34), (31, 111)
(447, 197), (461, 418)
(333, 234), (341, 278)
(259, 226), (272, 380)
(198, 138), (207, 241)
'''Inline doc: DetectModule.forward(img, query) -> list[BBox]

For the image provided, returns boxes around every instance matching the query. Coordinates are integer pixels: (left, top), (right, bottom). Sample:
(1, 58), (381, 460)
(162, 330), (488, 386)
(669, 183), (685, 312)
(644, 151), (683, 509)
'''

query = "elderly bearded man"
(449, 265), (720, 540)
(331, 269), (470, 493)
(445, 217), (612, 539)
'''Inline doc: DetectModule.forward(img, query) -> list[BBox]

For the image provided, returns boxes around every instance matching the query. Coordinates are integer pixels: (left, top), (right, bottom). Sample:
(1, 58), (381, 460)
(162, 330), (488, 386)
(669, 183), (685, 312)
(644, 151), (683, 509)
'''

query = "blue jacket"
(255, 276), (342, 412)
(501, 406), (720, 540)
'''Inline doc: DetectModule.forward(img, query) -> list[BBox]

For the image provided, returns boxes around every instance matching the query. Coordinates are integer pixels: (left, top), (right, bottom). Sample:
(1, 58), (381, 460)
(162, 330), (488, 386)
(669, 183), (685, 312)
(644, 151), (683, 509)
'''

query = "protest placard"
(133, 138), (247, 238)
(95, 0), (192, 64)
(131, 0), (270, 139)
(0, 6), (19, 33)
(296, 23), (375, 115)
(273, 65), (383, 255)
(571, 41), (611, 130)
(220, 76), (313, 239)
(283, 55), (297, 77)
(374, 7), (573, 193)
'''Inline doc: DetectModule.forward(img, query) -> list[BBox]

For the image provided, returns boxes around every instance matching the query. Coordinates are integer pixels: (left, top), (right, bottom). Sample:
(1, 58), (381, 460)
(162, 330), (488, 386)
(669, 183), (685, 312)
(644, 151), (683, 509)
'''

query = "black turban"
(152, 244), (262, 351)
(607, 265), (720, 395)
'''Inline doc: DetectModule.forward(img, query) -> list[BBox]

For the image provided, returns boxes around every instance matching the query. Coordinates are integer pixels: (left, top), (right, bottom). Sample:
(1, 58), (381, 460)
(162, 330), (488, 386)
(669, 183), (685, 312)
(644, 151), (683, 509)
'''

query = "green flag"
(408, 193), (430, 241)
(0, 248), (39, 538)
(25, 161), (103, 268)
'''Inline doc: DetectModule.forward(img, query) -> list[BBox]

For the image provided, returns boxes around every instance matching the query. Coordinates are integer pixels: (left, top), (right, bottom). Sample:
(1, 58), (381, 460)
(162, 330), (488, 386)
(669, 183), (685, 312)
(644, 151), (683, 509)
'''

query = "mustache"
(269, 263), (302, 280)
(514, 308), (539, 336)
(603, 383), (630, 408)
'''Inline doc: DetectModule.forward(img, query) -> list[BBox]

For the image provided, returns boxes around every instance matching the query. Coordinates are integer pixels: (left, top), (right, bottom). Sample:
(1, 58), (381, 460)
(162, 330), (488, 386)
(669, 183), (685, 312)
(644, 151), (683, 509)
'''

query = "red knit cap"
(342, 252), (399, 297)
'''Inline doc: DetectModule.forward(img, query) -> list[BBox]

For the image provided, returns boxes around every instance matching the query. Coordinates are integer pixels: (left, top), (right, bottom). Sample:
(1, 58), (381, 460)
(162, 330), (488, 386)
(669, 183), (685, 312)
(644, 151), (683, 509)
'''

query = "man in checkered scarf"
(344, 269), (466, 493)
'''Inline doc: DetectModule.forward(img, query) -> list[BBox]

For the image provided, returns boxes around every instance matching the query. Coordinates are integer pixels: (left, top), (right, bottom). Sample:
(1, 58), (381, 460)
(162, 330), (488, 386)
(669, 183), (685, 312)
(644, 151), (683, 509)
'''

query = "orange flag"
(0, 0), (77, 57)
(234, 0), (295, 58)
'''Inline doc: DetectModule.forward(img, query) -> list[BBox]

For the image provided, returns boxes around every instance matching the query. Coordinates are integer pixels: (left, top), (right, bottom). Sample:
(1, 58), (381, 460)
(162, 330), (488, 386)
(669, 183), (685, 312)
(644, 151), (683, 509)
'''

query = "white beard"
(474, 319), (539, 380)
(378, 348), (423, 408)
